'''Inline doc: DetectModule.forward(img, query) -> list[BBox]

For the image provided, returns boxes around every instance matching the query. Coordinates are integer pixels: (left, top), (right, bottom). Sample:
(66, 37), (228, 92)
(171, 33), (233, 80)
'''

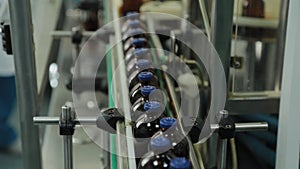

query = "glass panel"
(231, 0), (282, 94)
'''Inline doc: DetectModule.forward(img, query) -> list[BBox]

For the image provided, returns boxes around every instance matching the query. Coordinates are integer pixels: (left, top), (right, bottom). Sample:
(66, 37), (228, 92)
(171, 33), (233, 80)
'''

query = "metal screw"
(225, 125), (232, 129)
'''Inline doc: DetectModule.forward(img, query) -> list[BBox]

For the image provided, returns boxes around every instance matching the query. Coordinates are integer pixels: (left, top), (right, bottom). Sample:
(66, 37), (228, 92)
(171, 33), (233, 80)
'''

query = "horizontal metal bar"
(211, 122), (268, 132)
(226, 97), (280, 114)
(34, 116), (268, 132)
(33, 116), (97, 125)
(235, 122), (268, 132)
(35, 116), (268, 134)
(50, 30), (95, 38)
(233, 16), (279, 29)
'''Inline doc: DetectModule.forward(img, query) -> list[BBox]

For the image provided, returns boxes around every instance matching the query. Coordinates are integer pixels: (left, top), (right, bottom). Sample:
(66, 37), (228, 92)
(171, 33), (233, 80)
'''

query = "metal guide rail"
(144, 16), (202, 168)
(33, 111), (268, 169)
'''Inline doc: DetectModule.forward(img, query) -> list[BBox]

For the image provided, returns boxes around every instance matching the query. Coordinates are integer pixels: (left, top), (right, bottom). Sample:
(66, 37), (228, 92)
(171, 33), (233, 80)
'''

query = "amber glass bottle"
(242, 0), (265, 18)
(241, 0), (265, 38)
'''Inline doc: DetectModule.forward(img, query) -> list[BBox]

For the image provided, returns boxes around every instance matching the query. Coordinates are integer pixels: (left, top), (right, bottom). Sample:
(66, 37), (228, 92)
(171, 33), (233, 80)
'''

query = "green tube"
(148, 40), (172, 117)
(106, 46), (117, 169)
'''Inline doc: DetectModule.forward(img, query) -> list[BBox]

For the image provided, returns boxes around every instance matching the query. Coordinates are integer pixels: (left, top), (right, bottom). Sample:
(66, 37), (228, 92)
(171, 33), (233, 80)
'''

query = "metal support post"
(215, 110), (268, 169)
(217, 139), (227, 169)
(217, 110), (229, 169)
(8, 0), (42, 169)
(34, 106), (124, 168)
(60, 106), (75, 169)
(210, 2), (234, 166)
(211, 0), (234, 82)
(64, 135), (73, 169)
(274, 0), (289, 91)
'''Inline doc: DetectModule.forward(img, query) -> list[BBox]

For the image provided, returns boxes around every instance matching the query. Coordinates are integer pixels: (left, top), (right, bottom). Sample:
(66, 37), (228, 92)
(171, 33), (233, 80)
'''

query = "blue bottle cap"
(143, 101), (161, 111)
(150, 136), (170, 152)
(141, 85), (156, 96)
(138, 71), (153, 81)
(128, 28), (145, 37)
(170, 158), (191, 169)
(125, 12), (139, 19)
(160, 117), (177, 129)
(133, 48), (149, 57)
(136, 59), (151, 69)
(128, 19), (142, 28)
(131, 38), (147, 47)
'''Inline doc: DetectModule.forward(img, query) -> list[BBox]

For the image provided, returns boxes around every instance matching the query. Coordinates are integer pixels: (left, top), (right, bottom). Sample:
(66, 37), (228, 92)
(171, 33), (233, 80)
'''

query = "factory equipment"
(2, 0), (299, 169)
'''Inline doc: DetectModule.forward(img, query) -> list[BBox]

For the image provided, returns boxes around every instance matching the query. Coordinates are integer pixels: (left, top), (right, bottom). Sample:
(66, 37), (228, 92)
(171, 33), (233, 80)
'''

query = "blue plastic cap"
(170, 158), (191, 169)
(138, 71), (153, 81)
(128, 20), (142, 27)
(131, 38), (147, 47)
(128, 28), (145, 37)
(141, 85), (156, 96)
(150, 136), (170, 152)
(160, 117), (177, 129)
(143, 101), (161, 111)
(125, 12), (139, 19)
(133, 48), (149, 57)
(136, 59), (151, 69)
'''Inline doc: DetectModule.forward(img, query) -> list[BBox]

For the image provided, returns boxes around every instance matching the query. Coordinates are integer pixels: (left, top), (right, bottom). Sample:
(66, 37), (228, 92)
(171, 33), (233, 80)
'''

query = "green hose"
(106, 46), (117, 169)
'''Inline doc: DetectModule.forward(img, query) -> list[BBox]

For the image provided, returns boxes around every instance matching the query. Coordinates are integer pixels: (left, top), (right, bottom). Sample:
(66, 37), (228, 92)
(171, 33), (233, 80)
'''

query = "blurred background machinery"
(0, 0), (299, 169)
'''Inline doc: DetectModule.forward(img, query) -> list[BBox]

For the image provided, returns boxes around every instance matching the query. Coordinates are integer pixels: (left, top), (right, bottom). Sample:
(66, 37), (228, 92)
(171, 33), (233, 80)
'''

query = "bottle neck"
(161, 125), (178, 132)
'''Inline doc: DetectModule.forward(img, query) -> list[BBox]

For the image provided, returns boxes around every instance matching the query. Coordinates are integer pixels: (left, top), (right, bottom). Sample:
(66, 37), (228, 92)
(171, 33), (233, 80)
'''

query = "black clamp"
(0, 22), (13, 55)
(217, 110), (236, 139)
(58, 106), (124, 135)
(96, 108), (125, 134)
(59, 106), (76, 136)
(71, 27), (83, 45)
(181, 116), (205, 143)
(218, 116), (235, 139)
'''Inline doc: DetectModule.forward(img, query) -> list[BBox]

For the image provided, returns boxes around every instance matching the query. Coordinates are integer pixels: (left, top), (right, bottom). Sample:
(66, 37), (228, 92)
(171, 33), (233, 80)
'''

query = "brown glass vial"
(241, 0), (265, 38)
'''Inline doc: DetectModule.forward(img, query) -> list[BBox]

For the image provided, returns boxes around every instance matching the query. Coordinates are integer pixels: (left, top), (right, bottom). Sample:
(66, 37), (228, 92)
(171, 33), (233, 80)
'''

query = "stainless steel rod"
(274, 0), (289, 91)
(33, 116), (97, 125)
(50, 30), (95, 38)
(63, 135), (73, 169)
(34, 116), (268, 132)
(211, 122), (268, 132)
(217, 139), (228, 169)
(235, 122), (268, 132)
(8, 0), (42, 168)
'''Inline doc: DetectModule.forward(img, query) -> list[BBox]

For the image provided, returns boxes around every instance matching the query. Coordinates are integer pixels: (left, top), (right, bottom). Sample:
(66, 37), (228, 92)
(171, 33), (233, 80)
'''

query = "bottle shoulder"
(138, 151), (169, 169)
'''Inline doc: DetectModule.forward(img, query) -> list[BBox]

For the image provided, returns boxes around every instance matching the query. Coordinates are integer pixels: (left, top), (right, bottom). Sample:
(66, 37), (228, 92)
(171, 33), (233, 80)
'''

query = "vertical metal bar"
(209, 2), (233, 167)
(63, 135), (73, 169)
(61, 105), (74, 169)
(8, 0), (42, 169)
(217, 139), (228, 169)
(210, 0), (234, 82)
(274, 0), (289, 91)
(217, 110), (228, 169)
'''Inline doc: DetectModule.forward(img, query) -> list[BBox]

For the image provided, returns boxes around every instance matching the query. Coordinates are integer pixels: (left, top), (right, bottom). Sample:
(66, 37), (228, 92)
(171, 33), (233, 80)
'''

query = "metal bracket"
(0, 21), (13, 55)
(215, 110), (268, 169)
(96, 108), (125, 134)
(33, 105), (125, 169)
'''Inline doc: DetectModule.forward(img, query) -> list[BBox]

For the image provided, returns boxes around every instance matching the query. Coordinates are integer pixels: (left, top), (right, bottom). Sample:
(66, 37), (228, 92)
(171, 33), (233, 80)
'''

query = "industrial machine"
(2, 0), (299, 169)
